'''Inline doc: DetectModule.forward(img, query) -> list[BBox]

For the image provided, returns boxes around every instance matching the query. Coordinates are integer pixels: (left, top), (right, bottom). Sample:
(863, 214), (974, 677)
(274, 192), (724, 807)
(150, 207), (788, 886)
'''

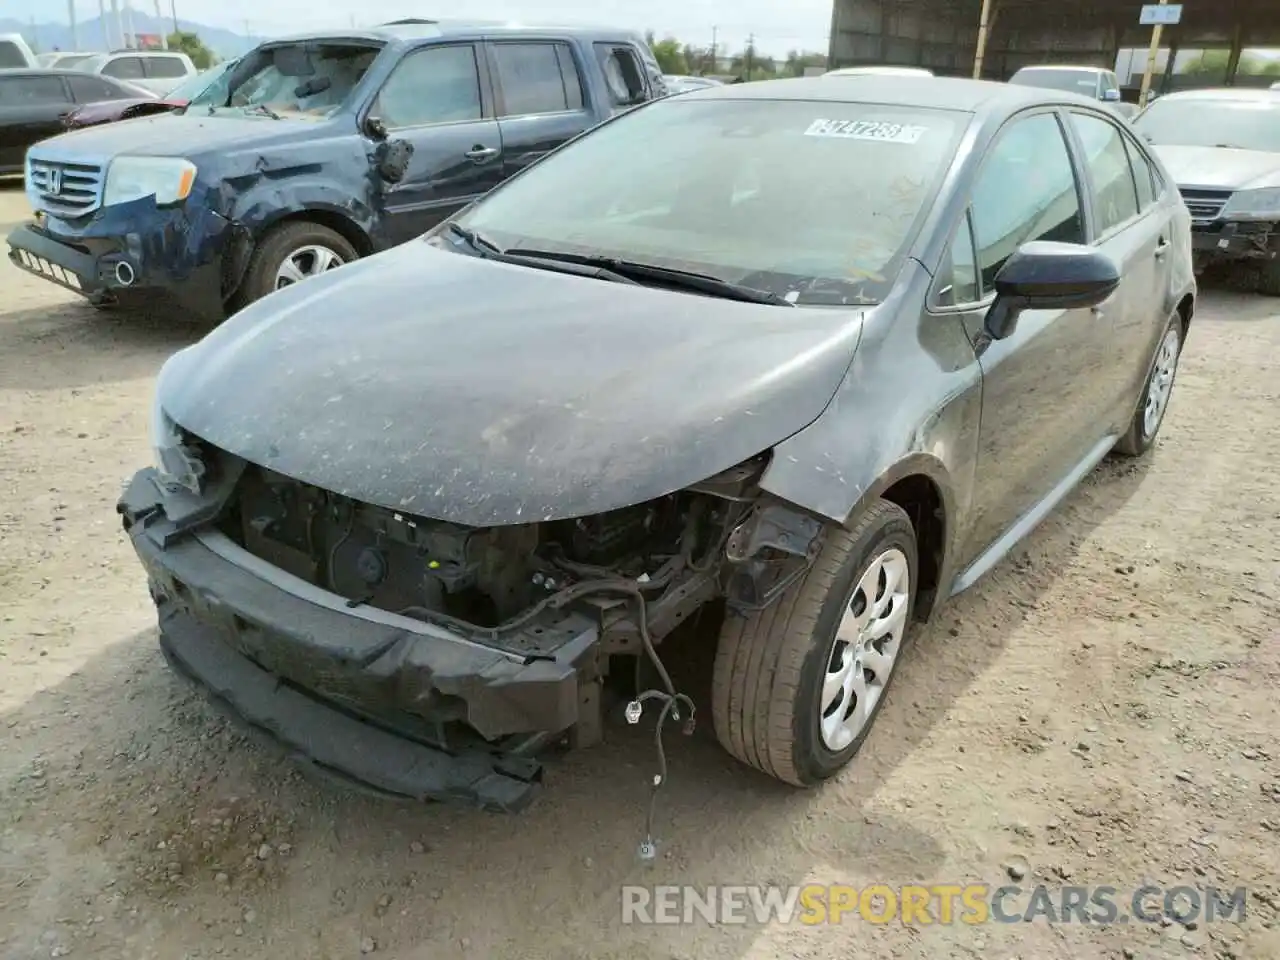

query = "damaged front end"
(118, 439), (827, 812)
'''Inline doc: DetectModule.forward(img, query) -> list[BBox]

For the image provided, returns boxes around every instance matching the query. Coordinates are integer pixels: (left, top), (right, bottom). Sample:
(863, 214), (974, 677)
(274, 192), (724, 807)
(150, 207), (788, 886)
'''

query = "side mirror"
(375, 137), (414, 183)
(1101, 88), (1121, 102)
(985, 241), (1120, 340)
(364, 115), (388, 141)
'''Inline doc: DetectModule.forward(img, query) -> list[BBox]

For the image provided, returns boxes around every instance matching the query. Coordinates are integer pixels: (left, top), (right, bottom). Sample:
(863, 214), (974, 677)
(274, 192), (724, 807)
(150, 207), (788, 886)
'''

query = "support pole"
(972, 0), (995, 80)
(1138, 0), (1169, 108)
(68, 0), (79, 50)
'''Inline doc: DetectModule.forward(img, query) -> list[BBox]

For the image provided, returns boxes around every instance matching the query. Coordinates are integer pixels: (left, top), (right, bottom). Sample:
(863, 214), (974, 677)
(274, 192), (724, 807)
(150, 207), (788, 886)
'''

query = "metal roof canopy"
(828, 0), (1280, 83)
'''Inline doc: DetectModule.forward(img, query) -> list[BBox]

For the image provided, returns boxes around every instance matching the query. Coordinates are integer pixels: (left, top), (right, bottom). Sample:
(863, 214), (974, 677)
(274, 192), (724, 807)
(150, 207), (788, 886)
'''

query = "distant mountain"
(0, 11), (259, 60)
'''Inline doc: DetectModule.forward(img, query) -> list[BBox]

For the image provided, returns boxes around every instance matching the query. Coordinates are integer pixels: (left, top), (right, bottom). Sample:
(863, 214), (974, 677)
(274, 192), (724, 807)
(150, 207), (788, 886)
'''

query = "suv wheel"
(1114, 312), (1182, 457)
(235, 221), (358, 311)
(711, 499), (917, 786)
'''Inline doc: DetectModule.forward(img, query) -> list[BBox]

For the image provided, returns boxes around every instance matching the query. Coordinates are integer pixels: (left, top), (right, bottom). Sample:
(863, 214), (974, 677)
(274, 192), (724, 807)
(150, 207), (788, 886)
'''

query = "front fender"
(757, 262), (983, 603)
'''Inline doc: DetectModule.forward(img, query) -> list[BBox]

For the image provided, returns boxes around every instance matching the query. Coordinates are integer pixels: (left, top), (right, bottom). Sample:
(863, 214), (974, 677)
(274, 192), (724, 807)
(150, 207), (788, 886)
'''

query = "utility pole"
(170, 0), (178, 35)
(124, 0), (136, 48)
(154, 0), (168, 48)
(98, 0), (108, 49)
(109, 0), (122, 49)
(745, 32), (755, 81)
(709, 25), (717, 75)
(68, 0), (79, 51)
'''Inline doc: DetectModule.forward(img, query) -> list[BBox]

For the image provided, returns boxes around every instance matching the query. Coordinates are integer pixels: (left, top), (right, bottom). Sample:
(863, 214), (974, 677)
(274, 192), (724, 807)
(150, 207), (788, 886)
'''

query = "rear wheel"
(1114, 312), (1182, 457)
(711, 500), (917, 786)
(233, 221), (358, 311)
(1256, 258), (1280, 297)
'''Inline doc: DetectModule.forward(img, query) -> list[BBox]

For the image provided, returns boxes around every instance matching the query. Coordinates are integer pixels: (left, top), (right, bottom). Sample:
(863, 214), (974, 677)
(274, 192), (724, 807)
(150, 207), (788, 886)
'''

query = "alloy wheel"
(819, 547), (910, 752)
(274, 244), (346, 289)
(1143, 325), (1181, 440)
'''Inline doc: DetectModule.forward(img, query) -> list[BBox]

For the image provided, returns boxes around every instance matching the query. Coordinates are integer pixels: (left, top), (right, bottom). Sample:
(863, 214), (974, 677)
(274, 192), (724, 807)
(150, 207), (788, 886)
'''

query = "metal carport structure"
(827, 0), (1280, 90)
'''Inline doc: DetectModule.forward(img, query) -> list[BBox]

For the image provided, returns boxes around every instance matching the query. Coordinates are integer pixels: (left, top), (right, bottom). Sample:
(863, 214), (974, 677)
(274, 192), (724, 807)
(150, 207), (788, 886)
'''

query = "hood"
(34, 112), (322, 160)
(161, 244), (864, 527)
(1152, 144), (1280, 191)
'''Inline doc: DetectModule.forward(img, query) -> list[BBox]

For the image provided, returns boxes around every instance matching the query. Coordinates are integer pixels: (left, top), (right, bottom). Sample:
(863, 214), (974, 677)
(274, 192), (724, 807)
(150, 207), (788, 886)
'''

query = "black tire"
(1113, 311), (1183, 457)
(712, 499), (918, 786)
(233, 221), (358, 311)
(1256, 258), (1280, 297)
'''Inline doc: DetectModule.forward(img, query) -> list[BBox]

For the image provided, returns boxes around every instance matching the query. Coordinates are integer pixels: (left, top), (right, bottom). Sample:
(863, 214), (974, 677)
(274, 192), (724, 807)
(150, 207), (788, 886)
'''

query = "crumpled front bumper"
(117, 468), (603, 812)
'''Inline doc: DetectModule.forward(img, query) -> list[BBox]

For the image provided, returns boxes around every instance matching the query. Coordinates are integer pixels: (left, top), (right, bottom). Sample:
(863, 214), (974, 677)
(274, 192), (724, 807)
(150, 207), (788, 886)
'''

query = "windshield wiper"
(243, 103), (282, 120)
(445, 223), (638, 285)
(1213, 143), (1248, 150)
(498, 248), (794, 306)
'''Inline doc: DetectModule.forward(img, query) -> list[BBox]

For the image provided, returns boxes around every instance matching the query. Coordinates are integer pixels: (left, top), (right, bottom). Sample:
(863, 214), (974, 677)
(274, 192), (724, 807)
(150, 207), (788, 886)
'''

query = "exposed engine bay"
(214, 456), (822, 660)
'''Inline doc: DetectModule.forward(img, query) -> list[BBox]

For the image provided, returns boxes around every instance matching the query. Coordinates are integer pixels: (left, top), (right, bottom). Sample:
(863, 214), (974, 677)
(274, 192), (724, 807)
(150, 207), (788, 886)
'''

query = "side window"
(593, 43), (646, 107)
(0, 42), (29, 69)
(1069, 111), (1140, 235)
(936, 210), (981, 307)
(970, 112), (1085, 290)
(69, 75), (123, 103)
(102, 56), (144, 80)
(372, 45), (483, 129)
(1122, 135), (1157, 210)
(146, 56), (188, 78)
(0, 76), (70, 105)
(491, 42), (582, 117)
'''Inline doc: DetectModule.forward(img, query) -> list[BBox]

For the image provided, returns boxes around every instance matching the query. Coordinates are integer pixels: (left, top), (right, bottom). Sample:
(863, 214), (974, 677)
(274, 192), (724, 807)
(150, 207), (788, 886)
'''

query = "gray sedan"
(119, 75), (1194, 811)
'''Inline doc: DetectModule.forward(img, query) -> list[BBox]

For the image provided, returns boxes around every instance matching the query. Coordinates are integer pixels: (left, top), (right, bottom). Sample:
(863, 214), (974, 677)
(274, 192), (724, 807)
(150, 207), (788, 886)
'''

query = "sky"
(7, 0), (837, 56)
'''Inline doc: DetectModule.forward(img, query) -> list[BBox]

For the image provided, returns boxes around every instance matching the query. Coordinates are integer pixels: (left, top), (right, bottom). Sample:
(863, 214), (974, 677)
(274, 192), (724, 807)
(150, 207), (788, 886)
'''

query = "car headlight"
(149, 349), (205, 494)
(103, 156), (197, 207)
(1219, 187), (1280, 221)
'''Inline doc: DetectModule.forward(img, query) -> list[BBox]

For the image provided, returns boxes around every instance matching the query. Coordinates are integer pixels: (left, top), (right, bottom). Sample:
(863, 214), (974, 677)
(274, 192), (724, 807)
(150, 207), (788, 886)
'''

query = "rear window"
(0, 41), (29, 68)
(146, 56), (188, 78)
(0, 76), (69, 105)
(102, 56), (145, 80)
(1009, 68), (1100, 94)
(456, 98), (965, 305)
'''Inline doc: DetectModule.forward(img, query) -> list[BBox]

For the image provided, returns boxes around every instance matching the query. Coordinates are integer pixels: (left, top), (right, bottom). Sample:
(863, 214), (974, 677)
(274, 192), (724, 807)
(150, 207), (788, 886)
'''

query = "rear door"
(937, 110), (1111, 570)
(0, 75), (73, 171)
(1064, 109), (1172, 425)
(487, 39), (592, 179)
(366, 42), (505, 246)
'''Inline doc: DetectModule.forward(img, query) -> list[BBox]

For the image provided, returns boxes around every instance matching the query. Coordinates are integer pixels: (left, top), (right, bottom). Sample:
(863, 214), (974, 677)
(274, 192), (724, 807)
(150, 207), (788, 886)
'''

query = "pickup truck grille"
(1179, 188), (1231, 225)
(26, 157), (105, 216)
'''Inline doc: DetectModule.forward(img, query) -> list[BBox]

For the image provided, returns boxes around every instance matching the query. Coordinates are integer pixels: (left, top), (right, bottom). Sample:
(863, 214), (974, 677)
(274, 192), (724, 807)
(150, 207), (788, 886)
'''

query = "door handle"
(465, 145), (500, 161)
(1154, 237), (1170, 259)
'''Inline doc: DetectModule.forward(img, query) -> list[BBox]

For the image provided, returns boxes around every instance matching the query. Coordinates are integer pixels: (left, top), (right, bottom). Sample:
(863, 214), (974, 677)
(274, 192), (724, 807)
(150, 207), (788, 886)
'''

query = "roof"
(264, 18), (645, 46)
(681, 74), (1104, 113)
(1154, 87), (1280, 103)
(1014, 64), (1108, 74)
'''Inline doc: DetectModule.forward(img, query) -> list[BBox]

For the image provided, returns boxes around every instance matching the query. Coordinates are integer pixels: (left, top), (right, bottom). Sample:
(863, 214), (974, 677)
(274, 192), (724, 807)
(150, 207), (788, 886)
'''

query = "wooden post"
(1138, 0), (1170, 107)
(972, 0), (995, 79)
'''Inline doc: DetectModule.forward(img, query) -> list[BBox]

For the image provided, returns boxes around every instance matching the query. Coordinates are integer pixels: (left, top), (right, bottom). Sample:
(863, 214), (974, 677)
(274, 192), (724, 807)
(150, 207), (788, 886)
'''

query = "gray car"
(118, 75), (1194, 814)
(1008, 65), (1138, 120)
(1132, 87), (1280, 293)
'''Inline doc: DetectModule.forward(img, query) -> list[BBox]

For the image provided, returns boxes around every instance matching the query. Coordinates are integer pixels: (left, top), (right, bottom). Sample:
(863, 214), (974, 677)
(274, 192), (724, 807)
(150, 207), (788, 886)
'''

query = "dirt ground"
(0, 180), (1278, 960)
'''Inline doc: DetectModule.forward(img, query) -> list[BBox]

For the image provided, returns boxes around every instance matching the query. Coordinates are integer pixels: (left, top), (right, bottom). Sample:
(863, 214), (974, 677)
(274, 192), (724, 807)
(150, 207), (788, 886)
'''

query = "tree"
(167, 30), (216, 70)
(646, 32), (688, 75)
(782, 49), (829, 77)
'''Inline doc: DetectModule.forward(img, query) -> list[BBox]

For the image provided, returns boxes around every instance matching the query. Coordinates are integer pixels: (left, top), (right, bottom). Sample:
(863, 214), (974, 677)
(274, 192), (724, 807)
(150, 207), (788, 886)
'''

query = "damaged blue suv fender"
(7, 20), (665, 321)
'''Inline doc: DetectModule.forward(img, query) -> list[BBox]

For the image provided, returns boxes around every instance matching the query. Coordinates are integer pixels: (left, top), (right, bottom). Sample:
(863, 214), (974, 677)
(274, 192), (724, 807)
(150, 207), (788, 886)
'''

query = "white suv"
(73, 50), (198, 96)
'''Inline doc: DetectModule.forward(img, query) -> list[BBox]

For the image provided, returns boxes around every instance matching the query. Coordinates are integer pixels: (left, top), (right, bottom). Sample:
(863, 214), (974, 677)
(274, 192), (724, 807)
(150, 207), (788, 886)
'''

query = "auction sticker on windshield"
(804, 118), (927, 144)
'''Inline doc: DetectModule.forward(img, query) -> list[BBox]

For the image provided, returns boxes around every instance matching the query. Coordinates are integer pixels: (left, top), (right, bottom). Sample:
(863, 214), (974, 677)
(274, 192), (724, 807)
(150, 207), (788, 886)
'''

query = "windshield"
(208, 41), (382, 119)
(53, 53), (94, 68)
(1009, 69), (1099, 94)
(73, 54), (108, 72)
(1133, 98), (1280, 152)
(168, 59), (232, 103)
(453, 98), (965, 305)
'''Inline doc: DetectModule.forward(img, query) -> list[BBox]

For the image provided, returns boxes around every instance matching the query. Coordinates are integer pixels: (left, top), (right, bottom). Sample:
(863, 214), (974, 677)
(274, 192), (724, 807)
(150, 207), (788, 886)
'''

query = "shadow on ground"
(0, 452), (1156, 959)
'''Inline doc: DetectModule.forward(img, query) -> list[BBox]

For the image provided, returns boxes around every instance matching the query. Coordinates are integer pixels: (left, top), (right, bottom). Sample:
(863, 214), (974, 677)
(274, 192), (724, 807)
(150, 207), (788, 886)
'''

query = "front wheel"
(1114, 312), (1182, 457)
(232, 221), (358, 312)
(711, 499), (917, 786)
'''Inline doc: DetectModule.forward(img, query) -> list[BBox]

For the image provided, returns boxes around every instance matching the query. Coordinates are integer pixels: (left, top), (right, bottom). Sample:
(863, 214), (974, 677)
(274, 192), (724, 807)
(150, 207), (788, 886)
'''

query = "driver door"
(943, 110), (1113, 574)
(368, 43), (505, 247)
